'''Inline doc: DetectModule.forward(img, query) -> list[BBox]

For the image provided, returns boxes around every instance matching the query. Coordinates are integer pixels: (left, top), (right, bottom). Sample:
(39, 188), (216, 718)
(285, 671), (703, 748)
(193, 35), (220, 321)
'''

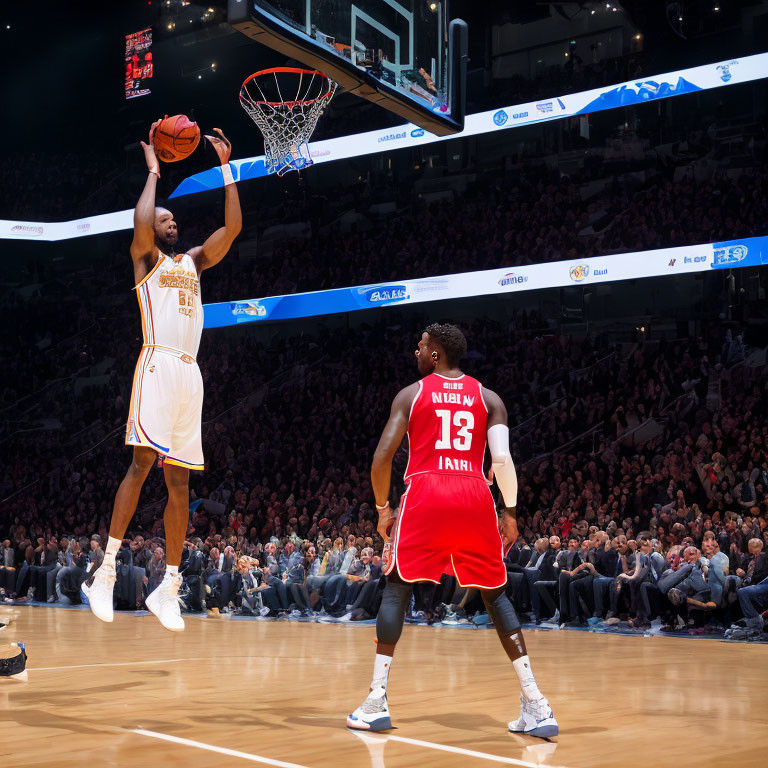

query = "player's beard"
(161, 235), (178, 255)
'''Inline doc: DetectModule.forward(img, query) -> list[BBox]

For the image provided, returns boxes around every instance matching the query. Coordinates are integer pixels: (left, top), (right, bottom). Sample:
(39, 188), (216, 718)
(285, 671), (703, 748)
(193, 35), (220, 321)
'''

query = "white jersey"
(135, 251), (203, 359)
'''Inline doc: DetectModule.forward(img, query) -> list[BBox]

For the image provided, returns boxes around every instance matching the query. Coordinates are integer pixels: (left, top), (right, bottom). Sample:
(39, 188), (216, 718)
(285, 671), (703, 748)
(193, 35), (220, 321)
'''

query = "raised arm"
(130, 119), (163, 274)
(372, 383), (419, 540)
(190, 129), (242, 273)
(484, 387), (519, 549)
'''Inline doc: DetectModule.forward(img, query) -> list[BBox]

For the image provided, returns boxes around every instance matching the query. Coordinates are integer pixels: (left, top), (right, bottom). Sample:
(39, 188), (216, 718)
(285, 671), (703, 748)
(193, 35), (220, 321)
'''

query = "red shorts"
(385, 473), (507, 589)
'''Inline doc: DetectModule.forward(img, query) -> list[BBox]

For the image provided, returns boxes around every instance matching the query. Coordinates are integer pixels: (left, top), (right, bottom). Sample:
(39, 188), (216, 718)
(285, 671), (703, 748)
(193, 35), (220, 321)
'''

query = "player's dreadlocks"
(423, 323), (467, 367)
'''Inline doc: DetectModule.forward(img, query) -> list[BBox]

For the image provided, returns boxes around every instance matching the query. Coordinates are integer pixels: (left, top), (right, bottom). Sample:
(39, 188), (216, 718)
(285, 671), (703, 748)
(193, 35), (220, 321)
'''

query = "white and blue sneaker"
(508, 694), (559, 738)
(346, 687), (392, 732)
(81, 562), (116, 623)
(145, 572), (185, 632)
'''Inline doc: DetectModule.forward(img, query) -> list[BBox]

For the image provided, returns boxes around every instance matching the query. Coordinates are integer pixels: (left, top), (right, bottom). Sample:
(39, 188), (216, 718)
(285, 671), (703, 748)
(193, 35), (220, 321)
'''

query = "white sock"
(166, 565), (179, 578)
(371, 653), (392, 692)
(513, 655), (543, 701)
(103, 536), (121, 567)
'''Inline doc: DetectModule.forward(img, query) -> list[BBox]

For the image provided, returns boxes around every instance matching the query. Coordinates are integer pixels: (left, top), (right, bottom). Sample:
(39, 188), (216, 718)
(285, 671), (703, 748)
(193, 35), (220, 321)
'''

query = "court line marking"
(131, 729), (310, 768)
(29, 657), (207, 671)
(375, 733), (567, 768)
(133, 727), (564, 768)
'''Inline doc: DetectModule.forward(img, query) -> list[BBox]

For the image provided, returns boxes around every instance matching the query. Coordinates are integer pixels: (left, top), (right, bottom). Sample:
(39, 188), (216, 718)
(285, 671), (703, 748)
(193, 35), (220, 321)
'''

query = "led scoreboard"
(125, 27), (153, 99)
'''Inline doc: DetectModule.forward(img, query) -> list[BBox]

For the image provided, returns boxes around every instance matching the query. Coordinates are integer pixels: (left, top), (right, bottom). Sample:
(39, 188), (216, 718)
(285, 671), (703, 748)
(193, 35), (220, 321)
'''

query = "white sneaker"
(347, 687), (392, 732)
(145, 573), (185, 632)
(442, 611), (471, 626)
(82, 563), (116, 623)
(508, 694), (559, 738)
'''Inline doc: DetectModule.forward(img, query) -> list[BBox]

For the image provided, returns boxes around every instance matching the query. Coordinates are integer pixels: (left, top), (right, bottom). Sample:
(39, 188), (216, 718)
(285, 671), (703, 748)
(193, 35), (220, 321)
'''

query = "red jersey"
(404, 373), (488, 481)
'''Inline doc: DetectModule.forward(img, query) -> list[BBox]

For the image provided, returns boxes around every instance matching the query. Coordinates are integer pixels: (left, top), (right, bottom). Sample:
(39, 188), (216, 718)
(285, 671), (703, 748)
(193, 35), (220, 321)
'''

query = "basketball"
(152, 114), (200, 162)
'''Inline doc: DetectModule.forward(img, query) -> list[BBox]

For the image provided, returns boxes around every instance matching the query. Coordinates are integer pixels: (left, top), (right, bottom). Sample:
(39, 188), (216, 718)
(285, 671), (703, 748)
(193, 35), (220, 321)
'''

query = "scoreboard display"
(125, 27), (153, 99)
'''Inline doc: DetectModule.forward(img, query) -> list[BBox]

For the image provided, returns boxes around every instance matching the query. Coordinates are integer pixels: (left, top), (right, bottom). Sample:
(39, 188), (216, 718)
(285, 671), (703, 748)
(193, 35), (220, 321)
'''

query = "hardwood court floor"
(2, 607), (767, 768)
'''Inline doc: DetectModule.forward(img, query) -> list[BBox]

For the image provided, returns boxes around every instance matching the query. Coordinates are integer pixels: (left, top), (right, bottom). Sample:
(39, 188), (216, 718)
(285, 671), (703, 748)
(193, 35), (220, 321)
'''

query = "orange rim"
(240, 67), (335, 108)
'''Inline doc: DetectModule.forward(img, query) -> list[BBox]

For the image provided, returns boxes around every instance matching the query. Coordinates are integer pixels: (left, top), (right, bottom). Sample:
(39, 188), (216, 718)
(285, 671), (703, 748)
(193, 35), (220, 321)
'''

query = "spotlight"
(429, 2), (437, 10)
(198, 74), (202, 79)
(634, 33), (642, 39)
(713, 4), (720, 10)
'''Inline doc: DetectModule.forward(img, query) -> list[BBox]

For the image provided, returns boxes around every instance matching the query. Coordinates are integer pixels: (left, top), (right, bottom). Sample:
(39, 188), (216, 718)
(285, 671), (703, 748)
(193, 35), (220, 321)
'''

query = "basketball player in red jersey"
(82, 120), (241, 631)
(347, 323), (558, 737)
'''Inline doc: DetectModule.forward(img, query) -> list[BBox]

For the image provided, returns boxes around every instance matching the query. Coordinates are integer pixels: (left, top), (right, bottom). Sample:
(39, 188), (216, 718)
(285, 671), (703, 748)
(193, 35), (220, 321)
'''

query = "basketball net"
(239, 67), (337, 176)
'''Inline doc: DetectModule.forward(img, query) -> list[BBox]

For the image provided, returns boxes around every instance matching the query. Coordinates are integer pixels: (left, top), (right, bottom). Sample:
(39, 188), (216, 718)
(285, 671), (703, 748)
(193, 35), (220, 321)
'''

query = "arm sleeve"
(487, 423), (518, 509)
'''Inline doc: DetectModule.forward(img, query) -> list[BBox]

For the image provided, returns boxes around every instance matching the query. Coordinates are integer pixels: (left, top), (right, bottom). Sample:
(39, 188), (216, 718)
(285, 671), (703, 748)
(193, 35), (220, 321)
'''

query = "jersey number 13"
(434, 409), (474, 451)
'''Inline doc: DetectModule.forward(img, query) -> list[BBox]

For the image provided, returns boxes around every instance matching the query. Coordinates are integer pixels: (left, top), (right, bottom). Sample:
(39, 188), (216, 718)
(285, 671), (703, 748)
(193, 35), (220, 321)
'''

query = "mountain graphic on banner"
(576, 78), (702, 113)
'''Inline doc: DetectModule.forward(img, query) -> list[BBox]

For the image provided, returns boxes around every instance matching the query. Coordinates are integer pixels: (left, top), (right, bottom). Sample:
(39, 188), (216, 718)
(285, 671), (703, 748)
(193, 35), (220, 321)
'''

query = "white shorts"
(125, 345), (205, 470)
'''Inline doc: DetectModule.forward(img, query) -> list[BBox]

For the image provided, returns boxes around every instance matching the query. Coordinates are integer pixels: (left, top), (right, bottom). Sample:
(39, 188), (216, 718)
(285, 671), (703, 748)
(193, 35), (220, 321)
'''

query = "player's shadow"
(0, 707), (109, 735)
(199, 713), (274, 729)
(561, 726), (608, 734)
(282, 707), (340, 729)
(398, 712), (503, 731)
(5, 680), (145, 707)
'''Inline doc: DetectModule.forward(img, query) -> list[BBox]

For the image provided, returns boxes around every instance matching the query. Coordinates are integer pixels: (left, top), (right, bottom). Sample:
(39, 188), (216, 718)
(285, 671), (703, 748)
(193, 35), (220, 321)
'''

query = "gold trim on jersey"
(141, 344), (197, 364)
(134, 254), (166, 290)
(164, 456), (205, 471)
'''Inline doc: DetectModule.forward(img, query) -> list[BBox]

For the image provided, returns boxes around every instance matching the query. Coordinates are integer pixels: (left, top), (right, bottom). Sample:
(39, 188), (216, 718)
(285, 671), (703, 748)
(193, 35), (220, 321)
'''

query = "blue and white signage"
(202, 236), (768, 328)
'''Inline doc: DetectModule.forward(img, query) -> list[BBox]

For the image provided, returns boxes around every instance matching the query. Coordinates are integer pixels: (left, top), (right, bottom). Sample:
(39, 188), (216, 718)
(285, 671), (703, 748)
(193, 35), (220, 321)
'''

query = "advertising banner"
(202, 236), (768, 328)
(0, 210), (134, 242)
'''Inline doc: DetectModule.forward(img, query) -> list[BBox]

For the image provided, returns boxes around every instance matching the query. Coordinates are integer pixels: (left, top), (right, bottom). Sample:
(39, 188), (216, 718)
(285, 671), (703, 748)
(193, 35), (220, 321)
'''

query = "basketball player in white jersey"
(82, 120), (241, 631)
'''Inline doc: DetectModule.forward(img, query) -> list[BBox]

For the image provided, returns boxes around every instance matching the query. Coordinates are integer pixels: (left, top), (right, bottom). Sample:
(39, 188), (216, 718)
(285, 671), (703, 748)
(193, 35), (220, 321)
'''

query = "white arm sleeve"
(488, 423), (518, 509)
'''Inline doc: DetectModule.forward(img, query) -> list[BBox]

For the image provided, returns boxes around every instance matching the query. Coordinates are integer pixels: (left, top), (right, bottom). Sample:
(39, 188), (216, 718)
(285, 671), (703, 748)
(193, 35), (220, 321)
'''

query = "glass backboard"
(228, 0), (466, 136)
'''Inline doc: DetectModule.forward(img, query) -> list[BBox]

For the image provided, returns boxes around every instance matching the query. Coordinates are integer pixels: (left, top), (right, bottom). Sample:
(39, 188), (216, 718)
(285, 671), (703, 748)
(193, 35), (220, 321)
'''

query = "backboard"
(228, 0), (466, 136)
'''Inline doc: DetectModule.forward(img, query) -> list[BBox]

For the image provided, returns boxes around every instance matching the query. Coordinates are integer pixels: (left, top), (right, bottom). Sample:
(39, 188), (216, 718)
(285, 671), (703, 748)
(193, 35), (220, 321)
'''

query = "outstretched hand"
(140, 118), (163, 175)
(377, 504), (393, 542)
(205, 127), (232, 165)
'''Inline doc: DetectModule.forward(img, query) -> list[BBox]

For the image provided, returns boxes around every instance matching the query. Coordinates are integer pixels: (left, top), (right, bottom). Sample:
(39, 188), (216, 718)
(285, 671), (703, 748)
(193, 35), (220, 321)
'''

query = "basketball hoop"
(239, 67), (337, 176)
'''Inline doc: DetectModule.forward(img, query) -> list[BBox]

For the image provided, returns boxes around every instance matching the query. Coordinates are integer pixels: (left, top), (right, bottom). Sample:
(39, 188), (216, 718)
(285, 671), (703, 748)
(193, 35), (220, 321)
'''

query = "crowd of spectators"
(201, 127), (768, 304)
(2, 466), (766, 638)
(1, 47), (766, 640)
(2, 303), (767, 638)
(0, 151), (130, 222)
